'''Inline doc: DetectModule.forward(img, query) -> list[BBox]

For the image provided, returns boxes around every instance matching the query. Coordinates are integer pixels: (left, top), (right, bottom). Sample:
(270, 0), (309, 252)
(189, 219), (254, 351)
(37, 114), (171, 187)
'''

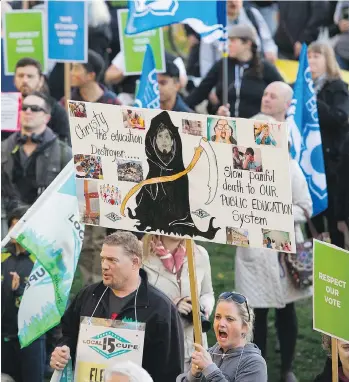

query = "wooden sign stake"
(64, 63), (71, 112)
(22, 1), (29, 10)
(185, 239), (203, 346)
(332, 337), (339, 382)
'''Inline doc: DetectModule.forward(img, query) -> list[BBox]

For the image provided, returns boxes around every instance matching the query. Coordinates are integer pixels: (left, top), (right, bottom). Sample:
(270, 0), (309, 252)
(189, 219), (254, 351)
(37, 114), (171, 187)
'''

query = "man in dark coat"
(50, 231), (184, 382)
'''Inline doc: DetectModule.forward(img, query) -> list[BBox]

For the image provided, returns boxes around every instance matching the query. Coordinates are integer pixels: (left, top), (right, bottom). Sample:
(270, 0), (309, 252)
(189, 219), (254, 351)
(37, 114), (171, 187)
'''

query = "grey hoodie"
(176, 343), (267, 382)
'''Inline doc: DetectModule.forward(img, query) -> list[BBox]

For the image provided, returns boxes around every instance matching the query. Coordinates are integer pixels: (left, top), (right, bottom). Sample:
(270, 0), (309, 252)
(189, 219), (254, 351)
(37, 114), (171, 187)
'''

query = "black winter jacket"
(1, 246), (36, 338)
(1, 128), (72, 210)
(317, 79), (349, 178)
(335, 132), (349, 221)
(314, 357), (348, 382)
(58, 269), (184, 382)
(275, 1), (329, 58)
(185, 57), (283, 118)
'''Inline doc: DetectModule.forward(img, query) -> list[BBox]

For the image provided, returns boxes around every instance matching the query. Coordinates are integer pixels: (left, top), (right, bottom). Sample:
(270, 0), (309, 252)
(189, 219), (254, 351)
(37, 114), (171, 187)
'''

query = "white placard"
(1, 92), (21, 132)
(68, 101), (296, 252)
(74, 317), (145, 382)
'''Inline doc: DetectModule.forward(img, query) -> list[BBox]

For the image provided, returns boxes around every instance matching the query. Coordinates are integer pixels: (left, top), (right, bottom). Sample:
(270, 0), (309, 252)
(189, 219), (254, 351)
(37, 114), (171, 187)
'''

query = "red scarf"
(150, 237), (186, 275)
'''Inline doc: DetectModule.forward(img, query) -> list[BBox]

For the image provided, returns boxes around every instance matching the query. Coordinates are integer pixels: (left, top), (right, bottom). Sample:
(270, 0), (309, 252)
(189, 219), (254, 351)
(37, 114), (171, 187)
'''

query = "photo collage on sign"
(69, 103), (291, 250)
(70, 103), (148, 226)
(262, 229), (292, 252)
(206, 116), (283, 249)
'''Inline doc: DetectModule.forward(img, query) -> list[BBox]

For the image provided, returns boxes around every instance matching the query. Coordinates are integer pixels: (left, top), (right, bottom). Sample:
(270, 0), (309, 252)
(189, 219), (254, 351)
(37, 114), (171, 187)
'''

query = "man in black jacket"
(6, 57), (71, 144)
(50, 231), (184, 382)
(1, 91), (72, 217)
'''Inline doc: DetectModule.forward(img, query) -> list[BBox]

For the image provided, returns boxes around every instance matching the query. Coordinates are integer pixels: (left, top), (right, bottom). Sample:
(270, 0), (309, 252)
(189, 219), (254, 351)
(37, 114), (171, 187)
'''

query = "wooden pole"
(332, 337), (339, 382)
(64, 63), (71, 112)
(185, 239), (202, 346)
(22, 1), (29, 9)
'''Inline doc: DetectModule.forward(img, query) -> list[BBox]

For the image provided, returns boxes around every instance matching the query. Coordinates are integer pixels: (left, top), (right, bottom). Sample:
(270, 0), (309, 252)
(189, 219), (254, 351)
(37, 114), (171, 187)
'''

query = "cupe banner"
(68, 102), (295, 252)
(1, 160), (84, 347)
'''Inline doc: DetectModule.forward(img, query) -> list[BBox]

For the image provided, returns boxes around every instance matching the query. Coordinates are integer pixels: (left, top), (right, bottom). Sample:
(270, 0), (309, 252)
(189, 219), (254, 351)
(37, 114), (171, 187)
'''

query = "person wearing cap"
(158, 60), (193, 113)
(186, 24), (283, 118)
(199, 0), (278, 79)
(104, 51), (187, 106)
(60, 49), (121, 106)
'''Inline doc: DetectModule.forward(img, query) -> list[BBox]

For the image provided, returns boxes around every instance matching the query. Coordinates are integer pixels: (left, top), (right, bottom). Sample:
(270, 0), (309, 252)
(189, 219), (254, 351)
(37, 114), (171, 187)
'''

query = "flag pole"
(222, 39), (228, 106)
(222, 4), (228, 107)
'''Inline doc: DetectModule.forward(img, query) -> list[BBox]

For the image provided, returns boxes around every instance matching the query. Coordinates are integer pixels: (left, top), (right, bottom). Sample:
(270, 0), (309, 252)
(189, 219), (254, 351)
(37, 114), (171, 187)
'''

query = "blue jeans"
(1, 336), (46, 382)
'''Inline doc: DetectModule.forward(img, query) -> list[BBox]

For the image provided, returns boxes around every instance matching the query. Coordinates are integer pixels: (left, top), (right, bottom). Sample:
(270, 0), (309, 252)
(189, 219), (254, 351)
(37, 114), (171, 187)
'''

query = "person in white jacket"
(234, 82), (313, 382)
(142, 234), (215, 372)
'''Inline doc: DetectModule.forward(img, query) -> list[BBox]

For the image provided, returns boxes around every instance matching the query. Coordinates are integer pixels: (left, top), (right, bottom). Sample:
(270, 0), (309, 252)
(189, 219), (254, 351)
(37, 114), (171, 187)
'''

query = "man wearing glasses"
(1, 91), (72, 217)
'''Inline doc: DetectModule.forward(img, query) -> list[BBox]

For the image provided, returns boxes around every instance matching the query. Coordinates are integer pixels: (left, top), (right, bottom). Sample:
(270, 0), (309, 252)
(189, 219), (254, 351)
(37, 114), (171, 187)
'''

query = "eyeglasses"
(22, 104), (47, 113)
(218, 291), (251, 322)
(215, 123), (230, 131)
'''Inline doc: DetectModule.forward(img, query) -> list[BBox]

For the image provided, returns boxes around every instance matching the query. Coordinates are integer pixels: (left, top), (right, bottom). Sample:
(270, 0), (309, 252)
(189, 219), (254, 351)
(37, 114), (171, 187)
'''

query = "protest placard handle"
(185, 239), (203, 346)
(332, 337), (339, 382)
(50, 370), (62, 382)
(64, 63), (71, 112)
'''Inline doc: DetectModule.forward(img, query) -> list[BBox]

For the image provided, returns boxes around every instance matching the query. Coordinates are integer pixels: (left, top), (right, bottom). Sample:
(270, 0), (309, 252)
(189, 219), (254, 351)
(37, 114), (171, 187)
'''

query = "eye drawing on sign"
(120, 111), (220, 239)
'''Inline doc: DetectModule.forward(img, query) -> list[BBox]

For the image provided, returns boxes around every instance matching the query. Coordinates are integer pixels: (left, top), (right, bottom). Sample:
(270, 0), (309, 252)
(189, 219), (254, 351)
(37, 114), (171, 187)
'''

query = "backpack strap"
(244, 4), (265, 55)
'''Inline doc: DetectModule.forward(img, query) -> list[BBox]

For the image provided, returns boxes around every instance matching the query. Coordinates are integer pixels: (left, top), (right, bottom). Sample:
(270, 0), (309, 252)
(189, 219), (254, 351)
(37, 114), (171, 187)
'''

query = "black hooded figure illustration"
(127, 111), (220, 239)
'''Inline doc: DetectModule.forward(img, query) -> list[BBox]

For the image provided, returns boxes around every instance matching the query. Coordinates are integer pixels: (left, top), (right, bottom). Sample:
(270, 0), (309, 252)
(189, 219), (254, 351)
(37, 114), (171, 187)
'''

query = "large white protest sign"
(68, 102), (295, 252)
(74, 317), (145, 382)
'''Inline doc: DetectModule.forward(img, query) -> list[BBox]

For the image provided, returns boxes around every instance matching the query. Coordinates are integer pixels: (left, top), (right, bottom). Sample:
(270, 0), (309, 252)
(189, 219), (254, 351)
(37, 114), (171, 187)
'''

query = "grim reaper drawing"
(121, 111), (220, 239)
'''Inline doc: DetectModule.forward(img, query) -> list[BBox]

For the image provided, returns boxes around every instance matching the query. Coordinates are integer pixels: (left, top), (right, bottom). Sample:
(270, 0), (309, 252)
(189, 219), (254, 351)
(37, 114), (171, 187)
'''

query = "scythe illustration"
(120, 137), (218, 217)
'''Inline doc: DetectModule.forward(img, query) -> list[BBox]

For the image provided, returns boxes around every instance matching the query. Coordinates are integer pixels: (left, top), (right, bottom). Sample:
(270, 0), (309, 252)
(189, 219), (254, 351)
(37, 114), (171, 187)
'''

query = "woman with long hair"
(307, 41), (349, 248)
(177, 292), (267, 382)
(185, 24), (283, 118)
(142, 235), (215, 372)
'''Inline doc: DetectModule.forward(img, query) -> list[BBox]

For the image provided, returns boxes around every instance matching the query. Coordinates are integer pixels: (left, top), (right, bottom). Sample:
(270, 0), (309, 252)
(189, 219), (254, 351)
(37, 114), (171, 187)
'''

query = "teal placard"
(3, 10), (46, 75)
(313, 239), (349, 342)
(118, 9), (165, 75)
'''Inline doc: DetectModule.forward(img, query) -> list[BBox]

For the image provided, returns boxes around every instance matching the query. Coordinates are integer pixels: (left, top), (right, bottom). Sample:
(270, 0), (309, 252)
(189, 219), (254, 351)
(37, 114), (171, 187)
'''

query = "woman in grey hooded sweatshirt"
(177, 292), (267, 382)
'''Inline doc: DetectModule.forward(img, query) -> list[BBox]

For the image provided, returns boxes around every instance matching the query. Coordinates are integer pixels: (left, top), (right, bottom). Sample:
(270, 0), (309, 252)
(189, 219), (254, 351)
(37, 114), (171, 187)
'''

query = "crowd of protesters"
(1, 1), (349, 382)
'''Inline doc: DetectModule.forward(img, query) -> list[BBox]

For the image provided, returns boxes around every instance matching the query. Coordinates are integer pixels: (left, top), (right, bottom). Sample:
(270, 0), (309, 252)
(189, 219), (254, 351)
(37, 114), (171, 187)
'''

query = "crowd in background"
(1, 1), (349, 382)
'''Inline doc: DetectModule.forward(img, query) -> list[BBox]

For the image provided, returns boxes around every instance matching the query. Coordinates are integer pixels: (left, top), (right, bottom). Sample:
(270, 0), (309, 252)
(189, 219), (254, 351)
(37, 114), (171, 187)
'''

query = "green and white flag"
(1, 160), (84, 348)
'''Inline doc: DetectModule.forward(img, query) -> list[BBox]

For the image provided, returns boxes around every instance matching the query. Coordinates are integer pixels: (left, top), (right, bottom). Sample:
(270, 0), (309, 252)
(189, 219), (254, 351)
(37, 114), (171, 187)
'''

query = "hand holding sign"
(191, 343), (213, 372)
(50, 345), (70, 371)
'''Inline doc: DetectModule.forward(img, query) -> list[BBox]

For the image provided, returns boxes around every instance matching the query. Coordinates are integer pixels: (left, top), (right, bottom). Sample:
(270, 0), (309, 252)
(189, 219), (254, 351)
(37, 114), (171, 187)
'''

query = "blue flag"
(134, 45), (160, 109)
(126, 0), (226, 43)
(287, 44), (328, 216)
